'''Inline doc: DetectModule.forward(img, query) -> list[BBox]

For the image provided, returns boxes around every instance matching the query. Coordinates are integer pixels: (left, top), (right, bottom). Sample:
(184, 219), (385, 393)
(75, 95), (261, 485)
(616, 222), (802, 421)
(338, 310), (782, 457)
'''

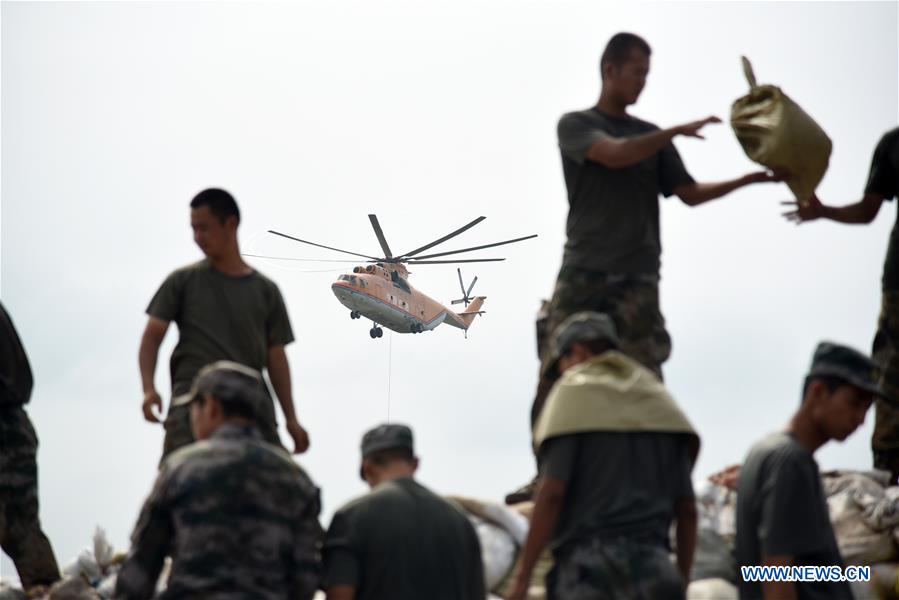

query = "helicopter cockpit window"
(390, 271), (411, 293)
(338, 275), (358, 285)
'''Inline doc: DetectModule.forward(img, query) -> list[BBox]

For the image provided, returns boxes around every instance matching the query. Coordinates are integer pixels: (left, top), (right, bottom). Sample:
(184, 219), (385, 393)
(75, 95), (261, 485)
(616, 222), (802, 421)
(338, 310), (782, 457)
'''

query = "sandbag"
(828, 490), (897, 565)
(687, 578), (738, 600)
(730, 57), (832, 205)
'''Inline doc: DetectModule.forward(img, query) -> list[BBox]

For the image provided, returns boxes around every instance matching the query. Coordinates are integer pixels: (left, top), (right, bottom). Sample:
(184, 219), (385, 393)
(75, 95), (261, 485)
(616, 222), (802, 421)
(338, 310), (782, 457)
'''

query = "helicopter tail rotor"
(451, 268), (478, 306)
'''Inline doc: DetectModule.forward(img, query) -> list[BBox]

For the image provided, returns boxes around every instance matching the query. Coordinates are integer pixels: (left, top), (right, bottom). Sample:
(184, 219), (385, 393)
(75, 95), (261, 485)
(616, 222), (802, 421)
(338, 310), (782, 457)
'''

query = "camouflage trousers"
(531, 266), (671, 426)
(548, 537), (685, 600)
(0, 405), (60, 588)
(161, 393), (282, 464)
(872, 291), (899, 482)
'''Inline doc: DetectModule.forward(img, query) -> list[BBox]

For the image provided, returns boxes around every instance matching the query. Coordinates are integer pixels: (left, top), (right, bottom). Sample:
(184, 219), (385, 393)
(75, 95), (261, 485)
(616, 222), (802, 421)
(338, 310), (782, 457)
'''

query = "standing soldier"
(509, 313), (699, 600)
(0, 302), (61, 593)
(322, 423), (485, 600)
(116, 361), (322, 599)
(139, 187), (310, 462)
(783, 127), (899, 482)
(533, 32), (784, 417)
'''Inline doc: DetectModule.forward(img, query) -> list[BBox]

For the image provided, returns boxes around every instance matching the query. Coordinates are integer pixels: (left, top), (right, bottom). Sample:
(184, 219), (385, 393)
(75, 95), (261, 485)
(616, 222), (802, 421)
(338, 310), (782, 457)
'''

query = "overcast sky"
(2, 0), (897, 583)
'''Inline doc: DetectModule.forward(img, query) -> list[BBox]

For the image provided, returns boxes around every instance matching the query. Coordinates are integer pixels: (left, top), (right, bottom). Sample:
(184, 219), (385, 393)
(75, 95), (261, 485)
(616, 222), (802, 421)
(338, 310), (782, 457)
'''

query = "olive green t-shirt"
(557, 108), (695, 274)
(322, 477), (485, 600)
(146, 260), (294, 398)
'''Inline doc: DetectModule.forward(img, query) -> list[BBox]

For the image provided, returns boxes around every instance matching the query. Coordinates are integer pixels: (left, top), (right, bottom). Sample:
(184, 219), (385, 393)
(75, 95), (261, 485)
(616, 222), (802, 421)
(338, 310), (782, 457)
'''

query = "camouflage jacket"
(115, 424), (322, 599)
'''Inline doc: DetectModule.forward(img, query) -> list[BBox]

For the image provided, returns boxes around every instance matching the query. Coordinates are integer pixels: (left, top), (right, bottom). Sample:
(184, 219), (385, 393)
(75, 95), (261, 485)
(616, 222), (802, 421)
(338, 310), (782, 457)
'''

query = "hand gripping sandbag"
(730, 57), (832, 205)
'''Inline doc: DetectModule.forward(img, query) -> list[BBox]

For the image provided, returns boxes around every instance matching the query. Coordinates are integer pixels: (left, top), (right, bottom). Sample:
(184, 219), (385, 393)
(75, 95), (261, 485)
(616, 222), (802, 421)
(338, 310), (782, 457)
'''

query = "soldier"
(0, 302), (61, 592)
(533, 32), (784, 419)
(509, 312), (699, 600)
(139, 187), (310, 463)
(116, 361), (322, 599)
(322, 424), (485, 600)
(736, 342), (884, 600)
(783, 127), (899, 482)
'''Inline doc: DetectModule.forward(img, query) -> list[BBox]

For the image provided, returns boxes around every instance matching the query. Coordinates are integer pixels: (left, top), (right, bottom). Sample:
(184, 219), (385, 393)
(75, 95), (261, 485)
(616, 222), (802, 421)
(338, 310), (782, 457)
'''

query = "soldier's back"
(160, 424), (320, 599)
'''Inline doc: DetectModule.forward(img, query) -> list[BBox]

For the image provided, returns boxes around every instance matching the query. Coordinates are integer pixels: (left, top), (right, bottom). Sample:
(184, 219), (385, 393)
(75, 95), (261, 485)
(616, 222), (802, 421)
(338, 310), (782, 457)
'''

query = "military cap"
(544, 312), (619, 375)
(808, 341), (888, 399)
(361, 423), (415, 458)
(172, 360), (265, 416)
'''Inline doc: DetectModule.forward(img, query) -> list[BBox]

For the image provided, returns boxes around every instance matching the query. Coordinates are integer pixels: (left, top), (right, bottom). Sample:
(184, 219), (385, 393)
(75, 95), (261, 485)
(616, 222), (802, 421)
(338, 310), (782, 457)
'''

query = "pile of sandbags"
(822, 470), (899, 565)
(1, 528), (169, 600)
(447, 496), (542, 599)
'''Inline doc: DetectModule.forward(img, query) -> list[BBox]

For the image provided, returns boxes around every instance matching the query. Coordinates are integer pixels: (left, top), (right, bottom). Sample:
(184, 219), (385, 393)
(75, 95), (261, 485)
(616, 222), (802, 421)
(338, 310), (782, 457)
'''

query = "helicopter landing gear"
(410, 323), (423, 334)
(350, 310), (360, 319)
(369, 325), (383, 339)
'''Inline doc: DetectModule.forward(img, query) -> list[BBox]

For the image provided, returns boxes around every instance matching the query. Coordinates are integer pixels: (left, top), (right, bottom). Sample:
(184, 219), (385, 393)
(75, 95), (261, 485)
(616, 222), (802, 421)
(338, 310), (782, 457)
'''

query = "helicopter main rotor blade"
(407, 258), (505, 264)
(466, 276), (478, 297)
(243, 253), (366, 263)
(368, 215), (393, 260)
(408, 234), (537, 261)
(268, 230), (381, 261)
(397, 216), (486, 259)
(457, 268), (466, 296)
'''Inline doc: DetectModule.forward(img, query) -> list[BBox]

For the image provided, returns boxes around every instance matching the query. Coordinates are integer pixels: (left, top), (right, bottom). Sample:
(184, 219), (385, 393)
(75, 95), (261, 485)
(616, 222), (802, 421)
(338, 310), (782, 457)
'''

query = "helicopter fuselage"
(330, 263), (482, 335)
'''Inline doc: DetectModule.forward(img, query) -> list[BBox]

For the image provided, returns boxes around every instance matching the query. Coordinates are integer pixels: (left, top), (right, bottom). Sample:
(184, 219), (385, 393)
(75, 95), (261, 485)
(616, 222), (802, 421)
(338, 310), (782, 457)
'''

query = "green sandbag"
(731, 57), (832, 206)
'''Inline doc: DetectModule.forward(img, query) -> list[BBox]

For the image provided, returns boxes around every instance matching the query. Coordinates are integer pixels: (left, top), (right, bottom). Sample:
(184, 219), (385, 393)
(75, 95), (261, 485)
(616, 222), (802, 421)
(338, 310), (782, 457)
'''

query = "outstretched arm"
(267, 344), (310, 454)
(585, 116), (721, 169)
(675, 171), (786, 206)
(139, 316), (169, 424)
(783, 193), (884, 224)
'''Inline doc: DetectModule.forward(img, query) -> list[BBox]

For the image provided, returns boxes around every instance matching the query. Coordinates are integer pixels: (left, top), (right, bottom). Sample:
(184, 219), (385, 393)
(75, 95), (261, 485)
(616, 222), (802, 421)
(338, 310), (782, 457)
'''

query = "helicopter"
(268, 215), (536, 339)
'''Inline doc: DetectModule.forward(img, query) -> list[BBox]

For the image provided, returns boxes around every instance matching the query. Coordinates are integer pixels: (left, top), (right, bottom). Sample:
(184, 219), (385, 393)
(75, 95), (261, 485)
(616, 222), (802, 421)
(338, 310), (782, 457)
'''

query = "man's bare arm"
(674, 171), (785, 206)
(783, 193), (884, 224)
(325, 585), (355, 600)
(585, 116), (721, 169)
(506, 476), (566, 600)
(760, 555), (798, 600)
(138, 316), (169, 424)
(675, 497), (698, 585)
(267, 344), (310, 454)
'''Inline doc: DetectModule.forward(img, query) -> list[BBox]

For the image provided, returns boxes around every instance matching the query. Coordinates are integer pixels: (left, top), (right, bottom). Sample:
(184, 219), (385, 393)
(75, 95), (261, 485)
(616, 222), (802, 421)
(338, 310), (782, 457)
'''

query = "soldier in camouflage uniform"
(784, 127), (899, 482)
(0, 302), (61, 592)
(116, 361), (322, 599)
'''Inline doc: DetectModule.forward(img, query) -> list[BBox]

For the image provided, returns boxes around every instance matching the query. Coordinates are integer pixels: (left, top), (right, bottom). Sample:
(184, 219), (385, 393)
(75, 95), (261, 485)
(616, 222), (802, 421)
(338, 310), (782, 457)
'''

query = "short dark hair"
(190, 188), (240, 225)
(366, 447), (415, 467)
(600, 32), (651, 72)
(193, 389), (256, 421)
(801, 375), (847, 403)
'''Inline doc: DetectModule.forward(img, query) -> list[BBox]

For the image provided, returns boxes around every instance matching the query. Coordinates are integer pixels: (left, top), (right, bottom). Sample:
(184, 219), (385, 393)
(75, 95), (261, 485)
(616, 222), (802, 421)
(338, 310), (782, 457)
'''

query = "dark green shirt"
(557, 108), (694, 274)
(736, 432), (851, 600)
(323, 477), (485, 600)
(146, 260), (294, 398)
(865, 127), (899, 291)
(539, 431), (694, 552)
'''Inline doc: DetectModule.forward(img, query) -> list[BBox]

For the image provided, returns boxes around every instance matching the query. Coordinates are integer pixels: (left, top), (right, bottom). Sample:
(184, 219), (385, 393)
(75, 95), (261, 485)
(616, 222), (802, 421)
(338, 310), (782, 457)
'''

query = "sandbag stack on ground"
(730, 56), (832, 206)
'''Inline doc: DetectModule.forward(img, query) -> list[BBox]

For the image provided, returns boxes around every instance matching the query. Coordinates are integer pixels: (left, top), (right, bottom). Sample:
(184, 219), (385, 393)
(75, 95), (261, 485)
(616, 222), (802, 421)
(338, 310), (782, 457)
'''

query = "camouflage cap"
(361, 423), (415, 458)
(172, 360), (265, 417)
(544, 312), (620, 375)
(808, 341), (887, 399)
